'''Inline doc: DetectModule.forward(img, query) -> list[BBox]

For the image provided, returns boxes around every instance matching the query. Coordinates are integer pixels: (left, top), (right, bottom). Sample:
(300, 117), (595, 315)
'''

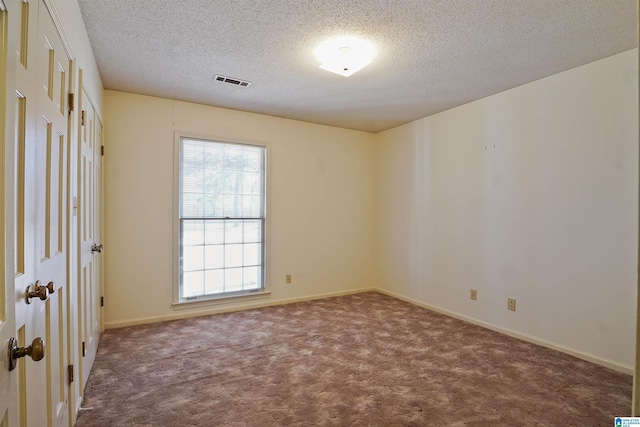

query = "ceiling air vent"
(214, 75), (252, 87)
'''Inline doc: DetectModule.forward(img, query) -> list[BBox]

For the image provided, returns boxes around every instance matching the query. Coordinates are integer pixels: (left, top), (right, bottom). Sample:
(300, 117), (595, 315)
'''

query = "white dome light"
(315, 36), (375, 77)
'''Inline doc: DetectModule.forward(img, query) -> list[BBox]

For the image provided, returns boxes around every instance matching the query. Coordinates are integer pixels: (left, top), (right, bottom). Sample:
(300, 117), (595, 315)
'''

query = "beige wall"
(374, 49), (638, 370)
(103, 91), (377, 326)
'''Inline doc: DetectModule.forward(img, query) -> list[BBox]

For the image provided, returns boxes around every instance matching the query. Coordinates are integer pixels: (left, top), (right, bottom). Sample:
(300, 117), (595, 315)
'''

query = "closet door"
(13, 1), (71, 426)
(77, 87), (101, 397)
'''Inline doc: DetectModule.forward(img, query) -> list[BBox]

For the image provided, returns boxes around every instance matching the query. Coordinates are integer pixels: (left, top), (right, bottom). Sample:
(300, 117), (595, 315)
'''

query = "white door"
(12, 1), (71, 426)
(95, 115), (102, 334)
(1, 0), (18, 425)
(77, 88), (101, 395)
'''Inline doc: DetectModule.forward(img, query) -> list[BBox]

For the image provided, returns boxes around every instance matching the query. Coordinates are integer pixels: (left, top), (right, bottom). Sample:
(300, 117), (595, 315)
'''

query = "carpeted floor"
(76, 292), (631, 426)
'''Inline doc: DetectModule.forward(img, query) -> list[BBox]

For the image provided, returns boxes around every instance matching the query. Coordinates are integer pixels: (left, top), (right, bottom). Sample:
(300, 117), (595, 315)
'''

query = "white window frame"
(172, 132), (270, 309)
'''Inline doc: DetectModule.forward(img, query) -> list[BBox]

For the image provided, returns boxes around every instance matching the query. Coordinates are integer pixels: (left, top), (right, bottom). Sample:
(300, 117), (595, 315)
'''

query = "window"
(178, 137), (266, 301)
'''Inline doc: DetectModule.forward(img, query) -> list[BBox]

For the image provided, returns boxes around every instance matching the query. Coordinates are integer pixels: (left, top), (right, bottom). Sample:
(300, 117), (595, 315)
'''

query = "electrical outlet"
(507, 298), (516, 312)
(286, 274), (292, 284)
(470, 289), (477, 301)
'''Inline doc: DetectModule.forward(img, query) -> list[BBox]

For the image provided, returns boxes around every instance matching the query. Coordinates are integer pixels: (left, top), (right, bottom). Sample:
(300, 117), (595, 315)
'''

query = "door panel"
(78, 88), (100, 394)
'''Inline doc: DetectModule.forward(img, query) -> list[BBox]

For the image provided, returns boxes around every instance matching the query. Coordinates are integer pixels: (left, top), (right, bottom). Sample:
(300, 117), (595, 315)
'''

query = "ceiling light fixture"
(315, 36), (375, 77)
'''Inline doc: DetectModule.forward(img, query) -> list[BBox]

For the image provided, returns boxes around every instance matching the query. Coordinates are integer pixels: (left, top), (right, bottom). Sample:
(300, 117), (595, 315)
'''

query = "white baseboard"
(104, 287), (377, 329)
(376, 288), (633, 375)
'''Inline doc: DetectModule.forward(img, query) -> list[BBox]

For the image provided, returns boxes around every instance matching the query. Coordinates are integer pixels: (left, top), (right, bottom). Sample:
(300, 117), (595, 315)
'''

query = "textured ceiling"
(78, 0), (637, 133)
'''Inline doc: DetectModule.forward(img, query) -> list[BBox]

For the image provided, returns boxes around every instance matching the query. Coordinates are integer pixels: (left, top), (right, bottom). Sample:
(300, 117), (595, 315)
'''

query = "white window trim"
(172, 131), (270, 309)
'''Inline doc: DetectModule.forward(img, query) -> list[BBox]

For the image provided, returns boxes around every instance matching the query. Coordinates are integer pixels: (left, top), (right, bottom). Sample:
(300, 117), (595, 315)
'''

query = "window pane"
(221, 195), (234, 217)
(182, 193), (203, 217)
(204, 269), (224, 295)
(225, 221), (243, 244)
(204, 245), (224, 269)
(183, 246), (204, 271)
(225, 268), (243, 292)
(182, 220), (204, 246)
(242, 195), (261, 217)
(183, 171), (203, 194)
(243, 266), (260, 289)
(205, 221), (224, 244)
(204, 169), (222, 195)
(182, 141), (204, 170)
(242, 172), (261, 195)
(205, 194), (223, 217)
(242, 149), (262, 172)
(183, 271), (204, 297)
(215, 196), (225, 217)
(224, 145), (243, 170)
(243, 243), (260, 266)
(244, 220), (261, 243)
(223, 172), (237, 194)
(204, 143), (224, 169)
(225, 244), (243, 268)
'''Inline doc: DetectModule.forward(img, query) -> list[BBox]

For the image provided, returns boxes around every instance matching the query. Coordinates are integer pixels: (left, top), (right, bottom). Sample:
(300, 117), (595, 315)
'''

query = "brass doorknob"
(7, 337), (45, 371)
(45, 281), (56, 294)
(25, 281), (48, 304)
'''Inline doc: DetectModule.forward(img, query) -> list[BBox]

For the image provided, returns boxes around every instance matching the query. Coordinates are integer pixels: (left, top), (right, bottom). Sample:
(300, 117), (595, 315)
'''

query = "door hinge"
(101, 296), (104, 307)
(68, 364), (74, 384)
(101, 145), (104, 156)
(81, 110), (86, 126)
(68, 93), (74, 112)
(82, 341), (86, 357)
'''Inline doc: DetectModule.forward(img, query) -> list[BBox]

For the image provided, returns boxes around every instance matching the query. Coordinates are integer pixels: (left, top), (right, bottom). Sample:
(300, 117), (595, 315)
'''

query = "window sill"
(171, 290), (271, 311)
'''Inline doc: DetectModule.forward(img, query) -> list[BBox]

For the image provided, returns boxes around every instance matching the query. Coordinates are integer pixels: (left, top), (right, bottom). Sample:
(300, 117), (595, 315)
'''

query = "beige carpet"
(76, 292), (631, 426)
